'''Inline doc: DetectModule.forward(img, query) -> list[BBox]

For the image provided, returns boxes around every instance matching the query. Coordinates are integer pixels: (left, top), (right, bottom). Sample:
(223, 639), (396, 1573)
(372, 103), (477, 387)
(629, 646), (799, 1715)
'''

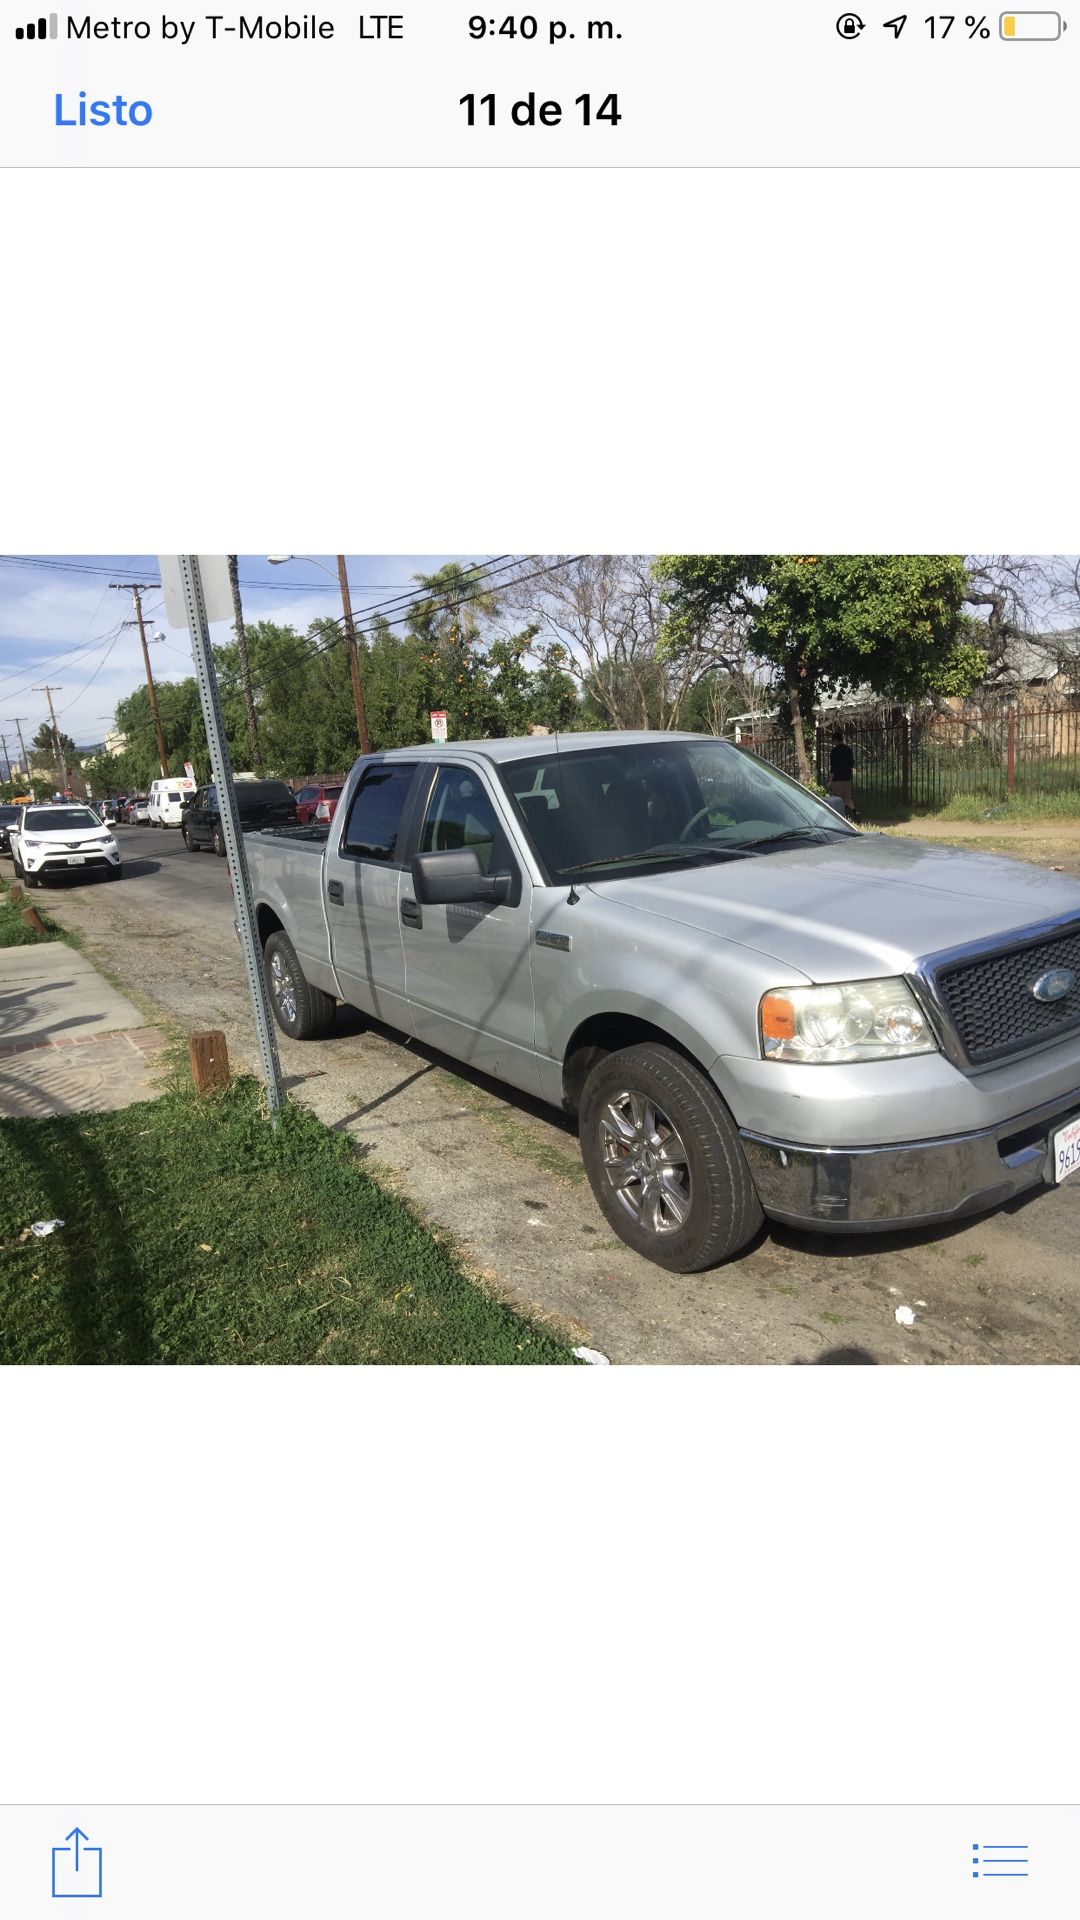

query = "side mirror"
(411, 847), (512, 906)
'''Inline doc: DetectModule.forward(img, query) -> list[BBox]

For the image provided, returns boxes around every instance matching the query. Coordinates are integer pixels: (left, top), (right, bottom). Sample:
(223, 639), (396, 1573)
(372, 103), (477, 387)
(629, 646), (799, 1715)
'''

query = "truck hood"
(591, 833), (1080, 983)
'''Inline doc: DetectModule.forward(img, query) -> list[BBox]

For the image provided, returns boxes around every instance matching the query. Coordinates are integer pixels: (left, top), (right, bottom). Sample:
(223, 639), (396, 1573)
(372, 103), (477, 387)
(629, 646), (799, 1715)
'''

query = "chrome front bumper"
(740, 1084), (1080, 1231)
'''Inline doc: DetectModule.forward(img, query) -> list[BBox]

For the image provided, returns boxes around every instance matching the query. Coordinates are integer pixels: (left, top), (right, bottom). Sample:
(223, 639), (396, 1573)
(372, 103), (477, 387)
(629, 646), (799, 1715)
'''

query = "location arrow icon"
(883, 13), (908, 32)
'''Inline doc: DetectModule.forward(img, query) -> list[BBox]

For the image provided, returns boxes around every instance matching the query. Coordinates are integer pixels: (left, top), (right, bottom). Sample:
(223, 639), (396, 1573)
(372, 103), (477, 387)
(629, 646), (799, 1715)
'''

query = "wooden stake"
(8, 883), (23, 904)
(189, 1029), (231, 1096)
(20, 906), (47, 936)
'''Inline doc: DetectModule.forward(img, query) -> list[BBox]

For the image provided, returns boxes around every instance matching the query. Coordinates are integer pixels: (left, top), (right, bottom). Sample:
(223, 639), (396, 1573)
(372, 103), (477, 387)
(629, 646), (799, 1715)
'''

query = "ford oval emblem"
(1032, 967), (1076, 1003)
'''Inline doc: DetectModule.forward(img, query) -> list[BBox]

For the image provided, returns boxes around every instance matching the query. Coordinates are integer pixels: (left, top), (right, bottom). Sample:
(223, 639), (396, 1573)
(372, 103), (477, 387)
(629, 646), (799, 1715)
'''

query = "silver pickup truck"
(245, 732), (1080, 1273)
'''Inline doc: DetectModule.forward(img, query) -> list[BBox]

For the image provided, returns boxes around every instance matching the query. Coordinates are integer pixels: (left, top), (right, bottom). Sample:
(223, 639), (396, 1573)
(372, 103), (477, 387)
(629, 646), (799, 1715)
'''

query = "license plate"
(67, 854), (85, 866)
(1052, 1114), (1080, 1184)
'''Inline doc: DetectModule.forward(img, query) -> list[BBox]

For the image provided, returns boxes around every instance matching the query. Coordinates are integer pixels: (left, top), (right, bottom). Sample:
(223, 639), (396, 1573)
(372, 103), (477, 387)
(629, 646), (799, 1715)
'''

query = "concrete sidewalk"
(0, 943), (168, 1119)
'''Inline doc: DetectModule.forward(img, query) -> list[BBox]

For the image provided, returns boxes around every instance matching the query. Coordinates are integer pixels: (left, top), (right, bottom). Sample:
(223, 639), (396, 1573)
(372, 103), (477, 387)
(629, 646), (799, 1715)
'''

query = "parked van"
(148, 776), (196, 827)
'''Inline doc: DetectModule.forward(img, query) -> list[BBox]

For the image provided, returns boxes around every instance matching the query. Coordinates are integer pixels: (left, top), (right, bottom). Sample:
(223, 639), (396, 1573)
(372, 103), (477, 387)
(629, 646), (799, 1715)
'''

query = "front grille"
(936, 922), (1080, 1065)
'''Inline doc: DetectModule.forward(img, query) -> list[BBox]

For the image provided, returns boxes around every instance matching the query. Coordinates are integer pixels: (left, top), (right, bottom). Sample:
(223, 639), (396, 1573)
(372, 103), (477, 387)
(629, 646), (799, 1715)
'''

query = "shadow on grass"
(0, 1114), (154, 1363)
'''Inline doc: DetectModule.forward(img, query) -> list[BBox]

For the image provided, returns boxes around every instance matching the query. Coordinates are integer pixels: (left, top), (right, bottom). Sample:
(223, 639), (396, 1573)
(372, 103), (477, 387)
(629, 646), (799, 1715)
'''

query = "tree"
(655, 554), (979, 782)
(506, 555), (750, 731)
(32, 720), (76, 762)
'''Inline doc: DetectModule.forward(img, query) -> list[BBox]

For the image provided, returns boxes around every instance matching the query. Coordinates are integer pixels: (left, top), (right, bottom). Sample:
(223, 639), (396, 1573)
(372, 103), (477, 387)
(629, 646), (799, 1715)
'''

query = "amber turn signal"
(760, 992), (797, 1042)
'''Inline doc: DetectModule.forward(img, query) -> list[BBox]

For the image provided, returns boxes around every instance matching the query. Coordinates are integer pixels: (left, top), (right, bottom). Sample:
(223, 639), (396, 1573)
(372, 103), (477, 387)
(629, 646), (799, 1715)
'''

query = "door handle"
(327, 879), (344, 905)
(400, 896), (423, 929)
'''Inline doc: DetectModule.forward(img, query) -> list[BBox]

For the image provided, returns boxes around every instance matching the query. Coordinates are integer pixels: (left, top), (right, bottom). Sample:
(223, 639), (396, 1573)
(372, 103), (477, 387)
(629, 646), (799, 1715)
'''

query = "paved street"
(29, 821), (1080, 1365)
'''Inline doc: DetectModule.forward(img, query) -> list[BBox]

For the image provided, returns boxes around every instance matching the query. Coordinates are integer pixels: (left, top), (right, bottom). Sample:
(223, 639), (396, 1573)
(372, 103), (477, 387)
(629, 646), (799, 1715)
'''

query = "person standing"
(828, 730), (856, 818)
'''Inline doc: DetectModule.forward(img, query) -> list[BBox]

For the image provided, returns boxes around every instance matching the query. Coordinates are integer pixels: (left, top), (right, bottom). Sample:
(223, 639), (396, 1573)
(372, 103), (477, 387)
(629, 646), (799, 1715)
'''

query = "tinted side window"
(341, 765), (417, 862)
(420, 767), (514, 877)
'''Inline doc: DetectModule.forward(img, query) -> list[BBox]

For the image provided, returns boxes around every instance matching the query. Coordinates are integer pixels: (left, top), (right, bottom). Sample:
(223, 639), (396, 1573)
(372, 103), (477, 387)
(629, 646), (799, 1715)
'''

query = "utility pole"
(227, 555), (262, 773)
(33, 685), (68, 789)
(111, 582), (168, 776)
(10, 718), (30, 784)
(336, 554), (371, 755)
(0, 733), (9, 784)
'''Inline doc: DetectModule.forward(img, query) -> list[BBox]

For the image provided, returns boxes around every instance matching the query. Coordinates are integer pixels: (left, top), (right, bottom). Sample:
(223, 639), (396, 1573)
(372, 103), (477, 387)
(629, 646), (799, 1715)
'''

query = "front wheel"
(24, 867), (40, 889)
(578, 1043), (763, 1272)
(212, 827), (226, 857)
(263, 930), (336, 1040)
(183, 828), (199, 852)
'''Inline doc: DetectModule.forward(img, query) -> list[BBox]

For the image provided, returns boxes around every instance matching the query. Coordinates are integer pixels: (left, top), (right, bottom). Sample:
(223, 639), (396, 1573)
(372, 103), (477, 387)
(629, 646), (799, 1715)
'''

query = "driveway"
(26, 822), (1080, 1365)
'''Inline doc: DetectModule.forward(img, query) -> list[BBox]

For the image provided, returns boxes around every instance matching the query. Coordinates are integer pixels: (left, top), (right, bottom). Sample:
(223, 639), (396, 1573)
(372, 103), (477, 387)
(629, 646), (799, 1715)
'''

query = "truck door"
(325, 760), (421, 1030)
(399, 762), (541, 1095)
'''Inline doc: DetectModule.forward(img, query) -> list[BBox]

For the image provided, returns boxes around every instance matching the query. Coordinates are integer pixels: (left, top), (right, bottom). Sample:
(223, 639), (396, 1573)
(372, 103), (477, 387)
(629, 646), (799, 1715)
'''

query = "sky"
(0, 554), (482, 765)
(2, 554), (1077, 774)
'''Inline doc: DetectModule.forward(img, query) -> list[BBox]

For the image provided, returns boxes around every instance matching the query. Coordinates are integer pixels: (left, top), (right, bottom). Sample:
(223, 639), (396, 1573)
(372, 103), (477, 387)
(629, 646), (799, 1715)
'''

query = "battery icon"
(1000, 11), (1064, 35)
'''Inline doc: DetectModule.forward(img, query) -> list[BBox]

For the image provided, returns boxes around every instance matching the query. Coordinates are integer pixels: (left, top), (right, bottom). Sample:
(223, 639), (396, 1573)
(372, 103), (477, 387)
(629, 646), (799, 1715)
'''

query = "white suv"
(10, 803), (123, 886)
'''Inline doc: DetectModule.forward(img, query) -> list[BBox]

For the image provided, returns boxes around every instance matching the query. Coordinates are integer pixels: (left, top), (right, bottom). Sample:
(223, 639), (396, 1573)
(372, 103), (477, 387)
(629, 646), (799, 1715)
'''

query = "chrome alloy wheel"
(269, 948), (297, 1026)
(598, 1090), (692, 1236)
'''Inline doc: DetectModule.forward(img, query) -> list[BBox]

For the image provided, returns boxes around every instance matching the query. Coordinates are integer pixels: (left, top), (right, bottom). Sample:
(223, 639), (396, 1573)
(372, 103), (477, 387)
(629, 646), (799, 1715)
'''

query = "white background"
(2, 160), (1079, 1822)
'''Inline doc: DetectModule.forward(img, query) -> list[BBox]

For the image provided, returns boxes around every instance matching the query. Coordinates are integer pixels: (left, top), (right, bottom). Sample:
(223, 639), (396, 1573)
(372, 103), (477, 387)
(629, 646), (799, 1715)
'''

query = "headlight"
(759, 979), (937, 1063)
(21, 838), (43, 849)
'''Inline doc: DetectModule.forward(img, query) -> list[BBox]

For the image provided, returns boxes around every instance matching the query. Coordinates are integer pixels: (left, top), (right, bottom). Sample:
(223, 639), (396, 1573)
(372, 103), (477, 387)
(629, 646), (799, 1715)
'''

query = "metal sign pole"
(176, 554), (286, 1120)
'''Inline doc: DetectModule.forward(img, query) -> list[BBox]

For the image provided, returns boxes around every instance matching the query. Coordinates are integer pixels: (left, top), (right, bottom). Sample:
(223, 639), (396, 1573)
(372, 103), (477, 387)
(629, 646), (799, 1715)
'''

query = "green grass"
(0, 1078), (577, 1365)
(930, 789), (1080, 823)
(0, 888), (70, 947)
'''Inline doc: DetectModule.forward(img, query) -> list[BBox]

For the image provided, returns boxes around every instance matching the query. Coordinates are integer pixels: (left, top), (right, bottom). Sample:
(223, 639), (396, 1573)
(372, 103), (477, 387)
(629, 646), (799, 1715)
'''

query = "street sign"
(183, 760), (195, 781)
(430, 709), (448, 743)
(158, 554), (234, 629)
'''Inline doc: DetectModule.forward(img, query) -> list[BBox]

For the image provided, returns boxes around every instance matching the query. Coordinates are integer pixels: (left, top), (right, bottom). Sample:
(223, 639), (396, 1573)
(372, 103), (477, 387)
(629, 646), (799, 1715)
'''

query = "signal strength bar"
(15, 12), (58, 36)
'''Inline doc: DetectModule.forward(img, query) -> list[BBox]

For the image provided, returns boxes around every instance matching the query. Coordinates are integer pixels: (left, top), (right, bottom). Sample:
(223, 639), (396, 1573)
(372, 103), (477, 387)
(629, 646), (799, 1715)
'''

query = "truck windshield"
(500, 739), (852, 881)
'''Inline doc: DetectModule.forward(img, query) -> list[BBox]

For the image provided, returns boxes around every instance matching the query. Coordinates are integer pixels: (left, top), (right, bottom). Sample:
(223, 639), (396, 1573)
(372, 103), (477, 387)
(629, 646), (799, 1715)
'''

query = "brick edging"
(0, 1026), (167, 1059)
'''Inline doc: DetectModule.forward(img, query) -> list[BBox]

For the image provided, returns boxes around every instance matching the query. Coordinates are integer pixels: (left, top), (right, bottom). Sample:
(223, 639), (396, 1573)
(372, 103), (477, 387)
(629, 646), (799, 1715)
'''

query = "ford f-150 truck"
(244, 732), (1080, 1273)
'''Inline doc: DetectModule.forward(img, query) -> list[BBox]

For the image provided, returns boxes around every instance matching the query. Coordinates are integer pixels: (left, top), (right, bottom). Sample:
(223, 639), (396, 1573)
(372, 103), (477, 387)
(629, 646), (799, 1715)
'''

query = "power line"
(0, 554), (493, 593)
(91, 555), (586, 761)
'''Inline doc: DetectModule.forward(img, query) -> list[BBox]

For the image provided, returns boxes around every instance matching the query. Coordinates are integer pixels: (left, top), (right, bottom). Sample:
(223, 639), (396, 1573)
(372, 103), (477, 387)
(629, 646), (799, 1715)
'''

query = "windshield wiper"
(734, 827), (832, 851)
(563, 842), (754, 876)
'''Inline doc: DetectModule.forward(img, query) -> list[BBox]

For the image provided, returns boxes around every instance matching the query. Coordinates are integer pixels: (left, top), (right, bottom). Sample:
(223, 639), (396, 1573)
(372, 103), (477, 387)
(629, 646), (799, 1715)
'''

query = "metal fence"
(739, 701), (1080, 812)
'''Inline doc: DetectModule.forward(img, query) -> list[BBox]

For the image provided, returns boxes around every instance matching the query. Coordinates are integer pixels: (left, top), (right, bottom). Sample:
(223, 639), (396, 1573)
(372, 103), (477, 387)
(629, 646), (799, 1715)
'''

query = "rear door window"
(340, 765), (418, 863)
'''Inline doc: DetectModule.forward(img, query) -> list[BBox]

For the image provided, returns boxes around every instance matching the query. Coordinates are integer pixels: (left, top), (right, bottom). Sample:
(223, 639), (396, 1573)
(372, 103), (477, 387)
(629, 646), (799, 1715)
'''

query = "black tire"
(213, 827), (226, 857)
(578, 1042), (763, 1272)
(25, 867), (40, 889)
(183, 828), (199, 852)
(263, 930), (336, 1040)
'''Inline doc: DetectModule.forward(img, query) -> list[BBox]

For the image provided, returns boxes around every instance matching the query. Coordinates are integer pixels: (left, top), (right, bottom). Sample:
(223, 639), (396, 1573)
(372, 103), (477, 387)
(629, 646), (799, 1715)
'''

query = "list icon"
(973, 1839), (1030, 1879)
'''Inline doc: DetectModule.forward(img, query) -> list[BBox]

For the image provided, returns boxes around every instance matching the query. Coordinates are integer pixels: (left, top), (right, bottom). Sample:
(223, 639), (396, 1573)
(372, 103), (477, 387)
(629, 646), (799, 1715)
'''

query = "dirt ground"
(880, 816), (1080, 873)
(28, 821), (1080, 1368)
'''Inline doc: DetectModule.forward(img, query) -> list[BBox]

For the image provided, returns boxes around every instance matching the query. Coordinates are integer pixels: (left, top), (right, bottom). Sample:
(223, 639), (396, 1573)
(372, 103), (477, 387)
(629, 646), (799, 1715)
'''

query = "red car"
(294, 781), (344, 826)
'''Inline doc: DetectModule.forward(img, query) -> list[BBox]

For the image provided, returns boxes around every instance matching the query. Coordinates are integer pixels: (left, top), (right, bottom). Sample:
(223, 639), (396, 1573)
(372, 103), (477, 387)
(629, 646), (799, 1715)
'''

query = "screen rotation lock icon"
(836, 12), (866, 34)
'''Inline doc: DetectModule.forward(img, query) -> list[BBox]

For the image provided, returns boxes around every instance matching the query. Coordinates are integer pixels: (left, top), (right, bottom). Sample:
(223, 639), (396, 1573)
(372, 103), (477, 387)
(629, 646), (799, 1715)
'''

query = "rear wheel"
(263, 931), (336, 1040)
(579, 1042), (763, 1272)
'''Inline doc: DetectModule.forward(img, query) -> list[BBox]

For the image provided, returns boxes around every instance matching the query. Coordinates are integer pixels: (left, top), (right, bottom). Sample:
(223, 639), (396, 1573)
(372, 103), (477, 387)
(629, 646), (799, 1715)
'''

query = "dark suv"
(0, 804), (19, 855)
(182, 780), (298, 855)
